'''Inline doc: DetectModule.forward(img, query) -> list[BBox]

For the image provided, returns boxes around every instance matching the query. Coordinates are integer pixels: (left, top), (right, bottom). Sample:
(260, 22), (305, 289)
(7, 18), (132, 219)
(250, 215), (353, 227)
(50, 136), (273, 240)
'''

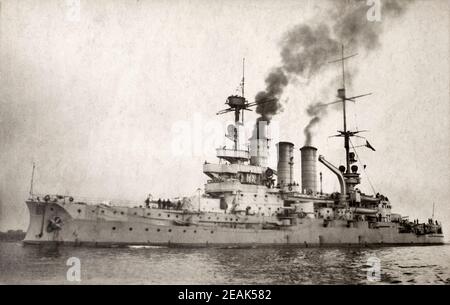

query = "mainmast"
(328, 46), (372, 171)
(324, 45), (372, 193)
(329, 45), (357, 173)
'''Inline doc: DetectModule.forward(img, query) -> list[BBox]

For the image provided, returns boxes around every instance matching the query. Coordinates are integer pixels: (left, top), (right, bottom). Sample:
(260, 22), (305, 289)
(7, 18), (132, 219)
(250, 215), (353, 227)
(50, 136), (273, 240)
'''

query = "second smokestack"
(300, 146), (317, 194)
(277, 142), (294, 187)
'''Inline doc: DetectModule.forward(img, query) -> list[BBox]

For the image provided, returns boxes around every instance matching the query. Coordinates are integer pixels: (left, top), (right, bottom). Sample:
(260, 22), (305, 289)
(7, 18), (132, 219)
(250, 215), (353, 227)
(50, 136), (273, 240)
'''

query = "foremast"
(215, 58), (272, 166)
(215, 59), (250, 164)
(204, 59), (274, 193)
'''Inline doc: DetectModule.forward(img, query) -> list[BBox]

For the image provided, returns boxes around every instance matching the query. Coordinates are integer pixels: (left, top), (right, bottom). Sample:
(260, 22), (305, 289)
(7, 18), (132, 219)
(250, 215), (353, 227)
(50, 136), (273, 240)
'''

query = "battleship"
(23, 52), (444, 247)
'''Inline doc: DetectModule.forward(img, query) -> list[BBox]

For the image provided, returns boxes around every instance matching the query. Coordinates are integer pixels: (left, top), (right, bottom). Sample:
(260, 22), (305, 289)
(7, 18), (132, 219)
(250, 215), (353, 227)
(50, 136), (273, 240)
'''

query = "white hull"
(24, 201), (445, 247)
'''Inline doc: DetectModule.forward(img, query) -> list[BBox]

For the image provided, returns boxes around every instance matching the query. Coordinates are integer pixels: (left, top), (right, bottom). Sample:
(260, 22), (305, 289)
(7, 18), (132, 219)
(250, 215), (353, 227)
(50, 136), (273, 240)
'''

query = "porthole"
(101, 210), (105, 213)
(262, 213), (265, 216)
(92, 210), (95, 213)
(210, 231), (214, 234)
(158, 213), (161, 216)
(183, 230), (186, 233)
(168, 229), (172, 232)
(134, 212), (137, 215)
(240, 194), (244, 196)
(77, 209), (81, 213)
(129, 227), (133, 231)
(145, 228), (149, 232)
(113, 211), (117, 214)
(254, 194), (257, 197)
(112, 227), (116, 230)
(157, 228), (160, 232)
(208, 217), (211, 220)
(225, 218), (228, 221)
(147, 213), (151, 216)
(167, 214), (170, 218)
(120, 212), (124, 215)
(194, 230), (197, 233)
(50, 207), (54, 211)
(176, 215), (179, 218)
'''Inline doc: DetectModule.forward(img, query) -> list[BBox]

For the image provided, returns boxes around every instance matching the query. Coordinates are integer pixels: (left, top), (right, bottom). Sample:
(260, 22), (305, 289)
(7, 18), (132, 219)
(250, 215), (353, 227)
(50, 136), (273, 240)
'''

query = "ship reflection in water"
(1, 242), (449, 284)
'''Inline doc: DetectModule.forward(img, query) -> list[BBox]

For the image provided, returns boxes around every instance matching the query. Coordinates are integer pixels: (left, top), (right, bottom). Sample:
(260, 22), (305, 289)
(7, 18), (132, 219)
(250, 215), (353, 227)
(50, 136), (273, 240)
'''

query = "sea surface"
(0, 241), (449, 284)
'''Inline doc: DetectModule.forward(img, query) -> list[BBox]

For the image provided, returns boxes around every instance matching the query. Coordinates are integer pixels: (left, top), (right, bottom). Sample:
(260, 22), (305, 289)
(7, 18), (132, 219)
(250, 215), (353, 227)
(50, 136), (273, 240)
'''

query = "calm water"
(0, 241), (449, 284)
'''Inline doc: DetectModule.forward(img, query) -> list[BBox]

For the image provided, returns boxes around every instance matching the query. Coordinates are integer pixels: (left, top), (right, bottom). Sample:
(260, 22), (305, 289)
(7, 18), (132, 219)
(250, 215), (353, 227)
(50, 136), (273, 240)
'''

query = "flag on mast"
(366, 140), (376, 151)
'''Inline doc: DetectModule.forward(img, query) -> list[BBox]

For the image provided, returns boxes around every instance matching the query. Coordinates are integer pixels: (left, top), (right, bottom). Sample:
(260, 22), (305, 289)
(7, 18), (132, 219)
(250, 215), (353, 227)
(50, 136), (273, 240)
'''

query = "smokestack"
(277, 142), (294, 187)
(300, 146), (317, 194)
(250, 120), (269, 167)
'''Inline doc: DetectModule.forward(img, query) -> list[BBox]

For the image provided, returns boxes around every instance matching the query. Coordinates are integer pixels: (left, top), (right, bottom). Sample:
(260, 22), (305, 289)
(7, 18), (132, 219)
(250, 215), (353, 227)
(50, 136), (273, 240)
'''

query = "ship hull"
(24, 201), (445, 247)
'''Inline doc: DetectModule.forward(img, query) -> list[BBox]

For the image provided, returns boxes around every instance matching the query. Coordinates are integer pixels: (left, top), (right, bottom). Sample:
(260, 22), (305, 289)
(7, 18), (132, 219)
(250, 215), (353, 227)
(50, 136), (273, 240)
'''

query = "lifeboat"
(352, 207), (378, 215)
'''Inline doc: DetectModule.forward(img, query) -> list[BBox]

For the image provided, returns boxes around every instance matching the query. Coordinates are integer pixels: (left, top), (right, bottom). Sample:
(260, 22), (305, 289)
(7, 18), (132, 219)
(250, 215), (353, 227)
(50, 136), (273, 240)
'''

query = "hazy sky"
(0, 0), (449, 237)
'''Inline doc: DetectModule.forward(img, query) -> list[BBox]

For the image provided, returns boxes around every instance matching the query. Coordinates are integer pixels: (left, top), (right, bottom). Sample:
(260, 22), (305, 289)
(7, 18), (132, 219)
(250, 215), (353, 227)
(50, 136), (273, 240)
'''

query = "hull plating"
(24, 201), (445, 247)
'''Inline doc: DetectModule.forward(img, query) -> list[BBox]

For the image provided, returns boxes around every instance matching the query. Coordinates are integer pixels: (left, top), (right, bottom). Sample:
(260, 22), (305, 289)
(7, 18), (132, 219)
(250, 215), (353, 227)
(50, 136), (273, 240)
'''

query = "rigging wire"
(349, 138), (377, 195)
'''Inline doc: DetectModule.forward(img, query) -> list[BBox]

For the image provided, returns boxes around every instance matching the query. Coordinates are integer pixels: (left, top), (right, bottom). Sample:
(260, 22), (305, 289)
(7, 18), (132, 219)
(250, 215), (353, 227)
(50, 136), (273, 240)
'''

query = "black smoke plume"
(304, 102), (327, 146)
(253, 0), (416, 144)
(254, 67), (288, 123)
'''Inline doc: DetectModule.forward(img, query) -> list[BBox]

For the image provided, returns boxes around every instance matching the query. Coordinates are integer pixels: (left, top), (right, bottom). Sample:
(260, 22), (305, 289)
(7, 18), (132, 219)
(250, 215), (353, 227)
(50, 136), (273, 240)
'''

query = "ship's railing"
(216, 148), (249, 159)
